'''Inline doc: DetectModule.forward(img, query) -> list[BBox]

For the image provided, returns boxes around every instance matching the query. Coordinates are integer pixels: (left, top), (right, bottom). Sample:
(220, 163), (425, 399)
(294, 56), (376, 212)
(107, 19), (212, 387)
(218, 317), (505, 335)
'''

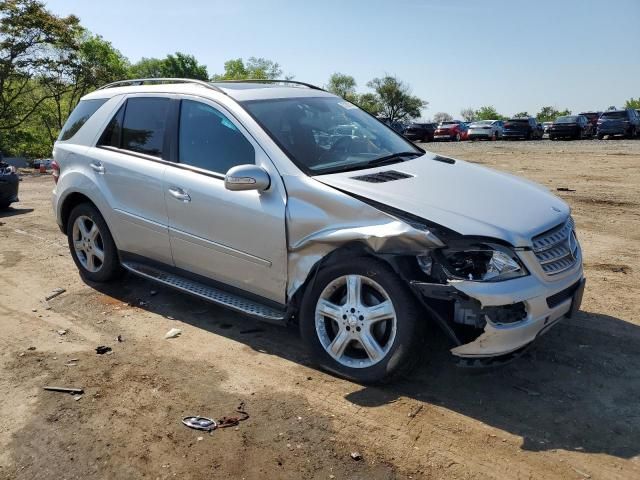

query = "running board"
(122, 261), (286, 323)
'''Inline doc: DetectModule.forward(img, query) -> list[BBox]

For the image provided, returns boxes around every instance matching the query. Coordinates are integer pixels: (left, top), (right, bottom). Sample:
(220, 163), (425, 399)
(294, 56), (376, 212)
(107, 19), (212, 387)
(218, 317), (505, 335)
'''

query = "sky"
(44, 0), (640, 120)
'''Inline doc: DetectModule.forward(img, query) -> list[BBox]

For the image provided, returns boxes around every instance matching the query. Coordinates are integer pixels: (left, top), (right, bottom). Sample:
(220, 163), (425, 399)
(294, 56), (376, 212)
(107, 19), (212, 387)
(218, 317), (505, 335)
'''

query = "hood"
(314, 153), (570, 247)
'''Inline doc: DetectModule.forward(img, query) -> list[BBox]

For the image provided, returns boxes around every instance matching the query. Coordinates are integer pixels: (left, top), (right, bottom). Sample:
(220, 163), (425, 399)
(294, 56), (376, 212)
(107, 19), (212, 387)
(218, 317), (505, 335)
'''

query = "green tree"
(433, 112), (453, 124)
(326, 73), (357, 101)
(353, 92), (381, 115)
(474, 106), (506, 121)
(212, 57), (285, 80)
(536, 106), (571, 123)
(129, 52), (208, 80)
(460, 107), (475, 122)
(513, 111), (530, 118)
(366, 75), (426, 123)
(624, 97), (640, 109)
(0, 0), (82, 132)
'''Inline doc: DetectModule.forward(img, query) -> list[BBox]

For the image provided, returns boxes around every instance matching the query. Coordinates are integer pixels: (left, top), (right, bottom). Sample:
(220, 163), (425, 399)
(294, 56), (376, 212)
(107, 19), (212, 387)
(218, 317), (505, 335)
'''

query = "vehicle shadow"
(0, 207), (34, 218)
(90, 273), (640, 460)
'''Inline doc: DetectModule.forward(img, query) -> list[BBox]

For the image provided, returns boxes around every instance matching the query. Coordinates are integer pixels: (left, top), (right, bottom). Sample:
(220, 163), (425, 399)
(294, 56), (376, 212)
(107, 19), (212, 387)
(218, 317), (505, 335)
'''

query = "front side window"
(58, 98), (108, 141)
(242, 96), (421, 175)
(121, 97), (170, 157)
(178, 100), (255, 173)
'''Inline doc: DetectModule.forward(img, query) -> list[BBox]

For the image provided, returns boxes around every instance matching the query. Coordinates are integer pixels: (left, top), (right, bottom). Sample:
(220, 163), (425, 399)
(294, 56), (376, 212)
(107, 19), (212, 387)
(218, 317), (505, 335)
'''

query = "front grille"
(532, 217), (579, 276)
(546, 280), (581, 308)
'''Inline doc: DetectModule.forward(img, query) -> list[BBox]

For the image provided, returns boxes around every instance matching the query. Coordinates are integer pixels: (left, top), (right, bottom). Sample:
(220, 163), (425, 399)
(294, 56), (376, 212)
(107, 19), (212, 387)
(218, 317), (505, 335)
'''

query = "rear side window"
(601, 111), (627, 120)
(58, 99), (107, 141)
(121, 98), (170, 157)
(178, 100), (254, 174)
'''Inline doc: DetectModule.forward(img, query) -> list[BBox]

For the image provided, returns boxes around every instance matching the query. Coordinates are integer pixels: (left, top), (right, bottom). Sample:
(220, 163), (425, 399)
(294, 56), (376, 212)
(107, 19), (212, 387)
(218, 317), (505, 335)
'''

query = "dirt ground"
(1, 139), (639, 480)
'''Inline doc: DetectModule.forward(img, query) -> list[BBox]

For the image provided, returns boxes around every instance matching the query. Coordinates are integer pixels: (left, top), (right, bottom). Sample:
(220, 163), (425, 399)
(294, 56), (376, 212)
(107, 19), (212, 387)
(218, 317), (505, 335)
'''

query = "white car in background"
(468, 120), (503, 141)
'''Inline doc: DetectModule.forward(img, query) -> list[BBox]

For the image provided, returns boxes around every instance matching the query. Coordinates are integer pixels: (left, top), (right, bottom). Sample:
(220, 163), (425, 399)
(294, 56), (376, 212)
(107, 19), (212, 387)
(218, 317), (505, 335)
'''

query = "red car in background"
(578, 111), (602, 134)
(433, 120), (468, 141)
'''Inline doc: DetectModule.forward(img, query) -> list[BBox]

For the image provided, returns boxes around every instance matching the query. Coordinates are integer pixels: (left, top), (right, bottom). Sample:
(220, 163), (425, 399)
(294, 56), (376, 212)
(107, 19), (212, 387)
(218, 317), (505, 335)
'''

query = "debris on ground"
(57, 329), (67, 336)
(31, 308), (37, 312)
(44, 288), (66, 301)
(27, 346), (36, 351)
(43, 386), (84, 395)
(183, 402), (249, 432)
(164, 328), (182, 339)
(116, 334), (123, 342)
(350, 452), (362, 461)
(407, 405), (423, 418)
(556, 187), (576, 192)
(73, 394), (83, 401)
(95, 345), (112, 355)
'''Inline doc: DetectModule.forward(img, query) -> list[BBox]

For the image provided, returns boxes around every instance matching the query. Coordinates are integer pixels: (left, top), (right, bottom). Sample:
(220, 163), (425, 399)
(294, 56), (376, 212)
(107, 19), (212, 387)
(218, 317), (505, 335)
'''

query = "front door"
(164, 97), (287, 304)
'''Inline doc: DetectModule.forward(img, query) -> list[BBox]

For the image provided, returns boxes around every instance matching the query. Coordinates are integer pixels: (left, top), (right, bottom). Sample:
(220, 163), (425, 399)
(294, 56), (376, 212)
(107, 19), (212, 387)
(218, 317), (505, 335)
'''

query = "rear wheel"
(454, 133), (461, 142)
(299, 257), (425, 383)
(597, 133), (604, 140)
(67, 203), (121, 282)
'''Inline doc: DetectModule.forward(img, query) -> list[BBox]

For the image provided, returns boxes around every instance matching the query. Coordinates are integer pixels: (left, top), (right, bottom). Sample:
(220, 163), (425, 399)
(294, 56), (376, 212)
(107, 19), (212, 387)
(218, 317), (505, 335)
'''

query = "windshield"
(242, 96), (421, 175)
(555, 116), (578, 123)
(601, 111), (627, 119)
(507, 119), (529, 124)
(439, 121), (459, 126)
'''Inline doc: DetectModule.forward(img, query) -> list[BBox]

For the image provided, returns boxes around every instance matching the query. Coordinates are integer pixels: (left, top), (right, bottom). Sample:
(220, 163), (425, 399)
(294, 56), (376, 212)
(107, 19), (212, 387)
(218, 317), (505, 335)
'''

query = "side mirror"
(224, 164), (271, 192)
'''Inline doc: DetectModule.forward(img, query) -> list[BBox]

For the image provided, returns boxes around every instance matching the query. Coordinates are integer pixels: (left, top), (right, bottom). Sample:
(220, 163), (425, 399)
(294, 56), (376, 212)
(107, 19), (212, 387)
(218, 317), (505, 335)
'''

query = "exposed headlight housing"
(437, 242), (528, 282)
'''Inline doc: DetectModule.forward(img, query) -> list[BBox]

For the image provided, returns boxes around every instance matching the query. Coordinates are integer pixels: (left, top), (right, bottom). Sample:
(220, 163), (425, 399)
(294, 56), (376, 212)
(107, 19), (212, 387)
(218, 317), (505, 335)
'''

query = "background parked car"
(0, 159), (19, 209)
(403, 122), (436, 142)
(578, 111), (602, 134)
(433, 120), (467, 141)
(502, 117), (543, 140)
(542, 122), (553, 137)
(549, 115), (593, 140)
(596, 109), (640, 139)
(467, 120), (503, 140)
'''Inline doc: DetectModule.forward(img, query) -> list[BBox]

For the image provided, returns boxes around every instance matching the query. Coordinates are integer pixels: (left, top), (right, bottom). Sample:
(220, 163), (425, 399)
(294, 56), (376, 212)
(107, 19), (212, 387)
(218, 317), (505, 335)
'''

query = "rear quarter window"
(58, 99), (108, 141)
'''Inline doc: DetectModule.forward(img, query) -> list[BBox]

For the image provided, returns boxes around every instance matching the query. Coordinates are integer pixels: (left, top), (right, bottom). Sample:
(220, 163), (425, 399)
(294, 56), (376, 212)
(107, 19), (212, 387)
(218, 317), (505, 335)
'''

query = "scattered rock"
(95, 345), (112, 355)
(350, 451), (362, 461)
(57, 329), (67, 336)
(116, 334), (123, 343)
(556, 187), (576, 192)
(27, 346), (36, 351)
(73, 394), (83, 401)
(31, 308), (37, 312)
(164, 328), (182, 339)
(44, 288), (66, 301)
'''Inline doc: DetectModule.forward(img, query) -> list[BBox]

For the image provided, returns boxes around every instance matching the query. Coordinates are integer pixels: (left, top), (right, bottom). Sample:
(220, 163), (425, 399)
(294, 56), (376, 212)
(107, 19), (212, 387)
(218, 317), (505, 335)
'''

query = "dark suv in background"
(502, 117), (543, 140)
(403, 122), (436, 142)
(596, 109), (640, 139)
(549, 115), (593, 140)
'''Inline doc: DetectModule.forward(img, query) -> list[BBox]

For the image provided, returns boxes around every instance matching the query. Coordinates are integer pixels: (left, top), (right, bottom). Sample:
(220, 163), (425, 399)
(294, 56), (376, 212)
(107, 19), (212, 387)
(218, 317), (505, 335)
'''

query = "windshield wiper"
(365, 151), (422, 167)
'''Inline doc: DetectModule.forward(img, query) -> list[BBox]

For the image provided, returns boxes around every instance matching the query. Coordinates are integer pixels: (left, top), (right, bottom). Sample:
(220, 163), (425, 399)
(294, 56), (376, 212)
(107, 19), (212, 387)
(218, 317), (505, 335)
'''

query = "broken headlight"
(437, 243), (527, 282)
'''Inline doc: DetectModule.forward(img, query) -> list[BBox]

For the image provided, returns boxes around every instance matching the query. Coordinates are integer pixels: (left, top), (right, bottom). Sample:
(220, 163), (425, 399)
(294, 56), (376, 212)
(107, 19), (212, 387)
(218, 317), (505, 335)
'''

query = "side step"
(122, 261), (286, 323)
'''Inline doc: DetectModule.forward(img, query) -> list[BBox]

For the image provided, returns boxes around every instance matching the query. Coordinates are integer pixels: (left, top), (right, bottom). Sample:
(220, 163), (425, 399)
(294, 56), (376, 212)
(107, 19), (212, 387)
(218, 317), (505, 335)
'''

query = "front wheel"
(67, 203), (122, 282)
(299, 257), (424, 383)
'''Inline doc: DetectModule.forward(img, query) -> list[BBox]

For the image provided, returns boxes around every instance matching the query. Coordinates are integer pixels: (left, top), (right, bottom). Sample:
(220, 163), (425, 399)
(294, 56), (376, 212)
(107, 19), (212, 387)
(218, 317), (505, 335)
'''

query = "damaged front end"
(286, 174), (584, 367)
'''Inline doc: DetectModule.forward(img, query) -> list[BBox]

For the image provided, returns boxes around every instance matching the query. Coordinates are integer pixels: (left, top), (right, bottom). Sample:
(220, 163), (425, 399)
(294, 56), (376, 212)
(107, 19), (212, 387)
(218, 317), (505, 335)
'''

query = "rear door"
(164, 96), (287, 303)
(89, 95), (174, 265)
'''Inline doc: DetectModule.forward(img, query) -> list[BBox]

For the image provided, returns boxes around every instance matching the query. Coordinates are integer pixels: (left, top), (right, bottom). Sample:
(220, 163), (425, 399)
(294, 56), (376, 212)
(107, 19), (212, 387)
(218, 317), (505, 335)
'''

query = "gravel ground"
(0, 138), (639, 479)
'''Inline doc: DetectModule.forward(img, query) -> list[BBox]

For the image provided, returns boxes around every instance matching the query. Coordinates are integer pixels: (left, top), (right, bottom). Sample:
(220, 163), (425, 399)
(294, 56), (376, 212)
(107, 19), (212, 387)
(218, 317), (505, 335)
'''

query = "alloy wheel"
(72, 215), (105, 273)
(314, 275), (397, 369)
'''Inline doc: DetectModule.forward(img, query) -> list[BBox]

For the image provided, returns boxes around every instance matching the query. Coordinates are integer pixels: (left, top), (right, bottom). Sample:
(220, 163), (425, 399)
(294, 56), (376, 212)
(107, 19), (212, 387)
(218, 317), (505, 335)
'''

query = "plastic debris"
(44, 288), (66, 301)
(57, 329), (67, 336)
(164, 328), (182, 339)
(43, 386), (84, 395)
(350, 452), (362, 461)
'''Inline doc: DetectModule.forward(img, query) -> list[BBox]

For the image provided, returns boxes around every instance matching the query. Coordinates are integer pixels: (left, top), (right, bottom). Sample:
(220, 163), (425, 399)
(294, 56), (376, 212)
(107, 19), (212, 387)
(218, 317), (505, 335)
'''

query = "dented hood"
(315, 153), (570, 247)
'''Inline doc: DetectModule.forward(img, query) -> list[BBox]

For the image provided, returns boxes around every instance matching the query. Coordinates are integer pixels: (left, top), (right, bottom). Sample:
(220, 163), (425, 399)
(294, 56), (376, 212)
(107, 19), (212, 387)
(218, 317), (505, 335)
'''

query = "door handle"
(168, 187), (191, 203)
(90, 161), (105, 174)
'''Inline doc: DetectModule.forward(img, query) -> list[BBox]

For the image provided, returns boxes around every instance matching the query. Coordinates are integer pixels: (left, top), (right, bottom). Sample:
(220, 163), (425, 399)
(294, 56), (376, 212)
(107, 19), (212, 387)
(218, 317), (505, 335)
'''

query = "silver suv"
(52, 79), (585, 382)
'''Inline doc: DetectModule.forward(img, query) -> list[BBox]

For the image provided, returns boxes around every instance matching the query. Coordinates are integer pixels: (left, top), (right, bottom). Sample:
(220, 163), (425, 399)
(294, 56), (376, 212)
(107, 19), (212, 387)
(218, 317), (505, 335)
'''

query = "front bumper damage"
(411, 265), (585, 359)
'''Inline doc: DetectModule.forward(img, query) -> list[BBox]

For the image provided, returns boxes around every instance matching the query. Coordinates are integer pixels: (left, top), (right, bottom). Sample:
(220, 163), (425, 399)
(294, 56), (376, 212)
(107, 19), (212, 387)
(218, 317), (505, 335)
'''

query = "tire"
(454, 133), (461, 142)
(597, 133), (604, 140)
(550, 135), (556, 141)
(577, 130), (583, 140)
(526, 131), (532, 141)
(67, 203), (122, 282)
(628, 127), (637, 139)
(299, 257), (425, 384)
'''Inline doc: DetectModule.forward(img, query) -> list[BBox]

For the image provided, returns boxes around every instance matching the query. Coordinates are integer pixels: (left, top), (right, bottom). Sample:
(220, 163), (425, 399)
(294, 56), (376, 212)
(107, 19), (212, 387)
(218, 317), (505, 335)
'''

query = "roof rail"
(97, 78), (226, 94)
(214, 79), (326, 91)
